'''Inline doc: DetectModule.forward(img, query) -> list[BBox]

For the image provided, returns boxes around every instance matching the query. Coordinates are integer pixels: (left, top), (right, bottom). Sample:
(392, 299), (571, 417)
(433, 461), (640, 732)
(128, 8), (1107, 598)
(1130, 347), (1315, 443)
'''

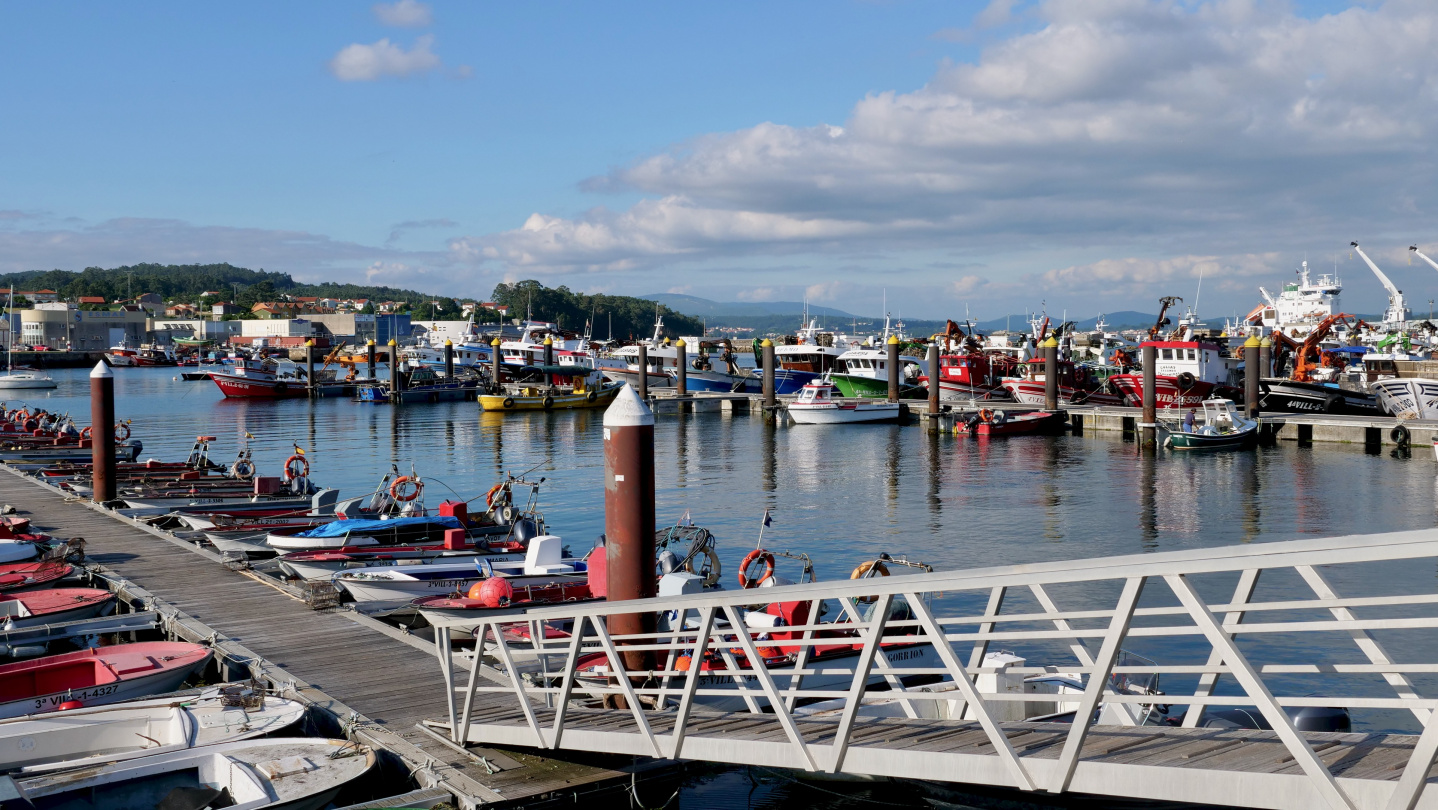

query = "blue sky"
(3, 1), (1436, 319)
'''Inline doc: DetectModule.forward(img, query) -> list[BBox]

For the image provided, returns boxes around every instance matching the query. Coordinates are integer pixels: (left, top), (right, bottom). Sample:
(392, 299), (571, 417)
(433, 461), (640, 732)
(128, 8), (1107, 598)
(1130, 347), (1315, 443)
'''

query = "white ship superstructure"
(1249, 260), (1342, 340)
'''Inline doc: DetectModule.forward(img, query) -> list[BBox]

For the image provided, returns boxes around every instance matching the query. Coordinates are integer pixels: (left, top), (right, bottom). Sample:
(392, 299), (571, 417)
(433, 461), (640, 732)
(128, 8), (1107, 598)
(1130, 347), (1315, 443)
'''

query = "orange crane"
(1273, 313), (1360, 382)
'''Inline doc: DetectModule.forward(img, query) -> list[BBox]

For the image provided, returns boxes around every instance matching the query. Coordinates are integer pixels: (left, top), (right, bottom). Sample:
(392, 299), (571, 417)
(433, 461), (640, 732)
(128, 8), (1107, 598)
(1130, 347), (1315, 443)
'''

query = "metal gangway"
(428, 530), (1438, 810)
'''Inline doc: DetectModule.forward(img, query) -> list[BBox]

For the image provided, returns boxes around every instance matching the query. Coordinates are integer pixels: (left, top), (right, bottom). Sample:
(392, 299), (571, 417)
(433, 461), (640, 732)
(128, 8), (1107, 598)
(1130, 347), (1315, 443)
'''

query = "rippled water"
(19, 366), (1438, 803)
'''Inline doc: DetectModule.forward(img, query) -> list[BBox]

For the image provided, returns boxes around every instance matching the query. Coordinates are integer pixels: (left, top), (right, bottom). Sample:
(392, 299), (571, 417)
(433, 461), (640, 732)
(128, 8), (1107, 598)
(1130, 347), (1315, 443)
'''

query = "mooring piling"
(603, 384), (657, 679)
(1244, 335), (1261, 418)
(675, 338), (687, 398)
(89, 361), (116, 502)
(1141, 344), (1157, 447)
(1043, 335), (1059, 411)
(887, 334), (900, 402)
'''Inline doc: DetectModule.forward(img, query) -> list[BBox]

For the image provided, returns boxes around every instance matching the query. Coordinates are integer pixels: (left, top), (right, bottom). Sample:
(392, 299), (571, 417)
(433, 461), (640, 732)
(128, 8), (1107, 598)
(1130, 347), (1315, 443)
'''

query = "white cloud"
(329, 35), (442, 81)
(434, 1), (1438, 314)
(373, 0), (432, 27)
(736, 287), (782, 302)
(804, 281), (847, 302)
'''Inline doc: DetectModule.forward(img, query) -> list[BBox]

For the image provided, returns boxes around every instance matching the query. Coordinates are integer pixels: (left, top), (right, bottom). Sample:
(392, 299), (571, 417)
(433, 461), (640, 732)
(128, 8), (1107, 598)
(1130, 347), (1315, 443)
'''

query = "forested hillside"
(490, 280), (703, 339)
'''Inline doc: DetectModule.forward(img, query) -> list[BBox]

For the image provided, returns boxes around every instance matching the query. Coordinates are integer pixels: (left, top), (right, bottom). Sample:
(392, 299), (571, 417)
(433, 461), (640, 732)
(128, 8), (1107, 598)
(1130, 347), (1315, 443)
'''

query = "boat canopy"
(295, 515), (462, 538)
(1324, 346), (1369, 355)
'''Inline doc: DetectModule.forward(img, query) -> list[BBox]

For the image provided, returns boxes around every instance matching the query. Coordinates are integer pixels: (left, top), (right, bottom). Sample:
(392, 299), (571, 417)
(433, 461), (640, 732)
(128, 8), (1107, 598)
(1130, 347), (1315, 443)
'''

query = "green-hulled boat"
(828, 373), (928, 399)
(1160, 398), (1259, 451)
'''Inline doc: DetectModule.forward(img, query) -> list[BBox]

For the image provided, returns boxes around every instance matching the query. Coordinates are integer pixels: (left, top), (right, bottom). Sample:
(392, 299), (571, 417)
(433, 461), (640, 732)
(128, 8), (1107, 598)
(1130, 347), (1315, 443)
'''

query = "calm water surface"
(22, 367), (1438, 804)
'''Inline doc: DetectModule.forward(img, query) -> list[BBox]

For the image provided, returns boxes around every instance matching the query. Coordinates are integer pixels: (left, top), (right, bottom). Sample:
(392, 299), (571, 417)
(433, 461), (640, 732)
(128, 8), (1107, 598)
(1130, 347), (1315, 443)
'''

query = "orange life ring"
(114, 422), (131, 441)
(390, 475), (423, 502)
(283, 454), (309, 480)
(850, 560), (889, 580)
(484, 483), (504, 509)
(978, 408), (993, 423)
(79, 427), (92, 440)
(738, 550), (775, 589)
(14, 410), (28, 423)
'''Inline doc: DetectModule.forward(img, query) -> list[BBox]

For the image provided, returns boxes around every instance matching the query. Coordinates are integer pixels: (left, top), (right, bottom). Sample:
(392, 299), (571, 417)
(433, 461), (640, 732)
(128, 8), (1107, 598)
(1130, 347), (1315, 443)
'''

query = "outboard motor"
(1195, 706), (1350, 733)
(657, 550), (681, 575)
(511, 517), (540, 545)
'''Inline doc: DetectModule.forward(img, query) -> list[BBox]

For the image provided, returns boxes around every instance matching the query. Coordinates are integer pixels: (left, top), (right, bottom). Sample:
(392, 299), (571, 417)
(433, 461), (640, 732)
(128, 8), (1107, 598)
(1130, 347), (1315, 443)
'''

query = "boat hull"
(788, 403), (903, 424)
(209, 373), (308, 399)
(602, 368), (673, 389)
(1368, 379), (1438, 419)
(337, 571), (584, 604)
(931, 380), (1011, 403)
(956, 411), (1063, 436)
(478, 383), (623, 412)
(1164, 426), (1259, 450)
(1109, 374), (1241, 409)
(1001, 379), (1124, 407)
(0, 642), (211, 719)
(1258, 379), (1382, 416)
(828, 374), (927, 400)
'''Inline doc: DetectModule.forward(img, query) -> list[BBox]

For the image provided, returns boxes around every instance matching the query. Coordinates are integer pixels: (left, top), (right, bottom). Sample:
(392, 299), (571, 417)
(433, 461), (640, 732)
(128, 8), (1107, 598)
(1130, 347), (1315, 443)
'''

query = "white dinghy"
(13, 737), (375, 810)
(0, 685), (307, 773)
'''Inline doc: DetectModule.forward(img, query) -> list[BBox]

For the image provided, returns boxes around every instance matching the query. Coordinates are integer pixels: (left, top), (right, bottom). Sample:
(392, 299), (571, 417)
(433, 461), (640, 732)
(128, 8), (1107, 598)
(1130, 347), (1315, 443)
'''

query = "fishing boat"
(1369, 379), (1438, 420)
(208, 358), (315, 399)
(13, 737), (375, 810)
(105, 342), (176, 367)
(0, 440), (143, 464)
(478, 379), (624, 412)
(0, 685), (306, 773)
(786, 381), (902, 424)
(955, 408), (1063, 437)
(603, 316), (696, 389)
(1160, 398), (1259, 450)
(277, 540), (527, 580)
(771, 318), (856, 386)
(0, 539), (40, 565)
(0, 642), (211, 719)
(1108, 299), (1244, 409)
(1259, 313), (1382, 415)
(0, 588), (113, 629)
(1000, 359), (1125, 407)
(265, 515), (466, 552)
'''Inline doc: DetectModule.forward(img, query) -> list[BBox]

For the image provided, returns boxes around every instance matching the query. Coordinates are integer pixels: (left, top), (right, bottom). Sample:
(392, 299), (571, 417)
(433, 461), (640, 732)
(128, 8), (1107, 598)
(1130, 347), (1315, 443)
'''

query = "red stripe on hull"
(209, 375), (308, 399)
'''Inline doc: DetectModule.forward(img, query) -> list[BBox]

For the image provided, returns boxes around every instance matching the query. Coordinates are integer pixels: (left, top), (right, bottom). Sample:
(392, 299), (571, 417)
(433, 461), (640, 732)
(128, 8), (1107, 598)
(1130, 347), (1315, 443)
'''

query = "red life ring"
(79, 427), (92, 440)
(114, 423), (131, 441)
(283, 454), (309, 480)
(484, 483), (504, 508)
(738, 550), (775, 589)
(390, 475), (423, 502)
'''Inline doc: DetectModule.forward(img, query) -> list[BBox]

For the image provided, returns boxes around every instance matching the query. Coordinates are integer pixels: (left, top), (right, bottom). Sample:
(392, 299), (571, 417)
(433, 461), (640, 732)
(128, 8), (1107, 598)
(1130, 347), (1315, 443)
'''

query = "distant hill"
(641, 294), (854, 319)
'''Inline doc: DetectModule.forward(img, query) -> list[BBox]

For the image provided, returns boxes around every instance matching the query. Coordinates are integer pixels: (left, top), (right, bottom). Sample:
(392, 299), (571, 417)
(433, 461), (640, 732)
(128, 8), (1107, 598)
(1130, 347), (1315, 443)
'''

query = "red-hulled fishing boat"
(1000, 360), (1125, 407)
(209, 358), (310, 399)
(0, 642), (211, 718)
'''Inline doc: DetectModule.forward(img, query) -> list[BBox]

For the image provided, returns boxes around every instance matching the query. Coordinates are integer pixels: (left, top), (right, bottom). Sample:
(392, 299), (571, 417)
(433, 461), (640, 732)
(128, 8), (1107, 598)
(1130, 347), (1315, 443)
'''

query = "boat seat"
(523, 535), (575, 576)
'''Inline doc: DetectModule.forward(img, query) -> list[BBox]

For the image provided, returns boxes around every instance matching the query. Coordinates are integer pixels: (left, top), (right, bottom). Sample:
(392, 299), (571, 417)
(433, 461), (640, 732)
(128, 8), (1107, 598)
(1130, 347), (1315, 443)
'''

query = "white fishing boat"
(0, 540), (39, 565)
(1370, 378), (1438, 420)
(786, 381), (902, 424)
(0, 642), (212, 720)
(14, 737), (375, 810)
(334, 535), (584, 604)
(0, 686), (307, 773)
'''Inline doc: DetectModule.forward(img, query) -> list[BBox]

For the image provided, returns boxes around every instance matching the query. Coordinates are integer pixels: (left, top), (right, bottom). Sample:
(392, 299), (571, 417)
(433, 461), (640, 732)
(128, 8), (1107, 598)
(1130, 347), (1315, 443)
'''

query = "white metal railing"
(430, 529), (1438, 810)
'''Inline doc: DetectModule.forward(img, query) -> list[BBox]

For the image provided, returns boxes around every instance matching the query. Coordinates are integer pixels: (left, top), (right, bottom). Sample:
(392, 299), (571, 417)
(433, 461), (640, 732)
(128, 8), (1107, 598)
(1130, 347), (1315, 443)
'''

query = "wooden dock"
(0, 467), (672, 809)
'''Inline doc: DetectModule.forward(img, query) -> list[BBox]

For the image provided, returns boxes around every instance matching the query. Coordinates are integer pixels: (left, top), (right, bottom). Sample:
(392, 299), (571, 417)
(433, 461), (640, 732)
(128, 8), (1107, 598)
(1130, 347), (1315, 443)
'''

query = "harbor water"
(20, 366), (1438, 803)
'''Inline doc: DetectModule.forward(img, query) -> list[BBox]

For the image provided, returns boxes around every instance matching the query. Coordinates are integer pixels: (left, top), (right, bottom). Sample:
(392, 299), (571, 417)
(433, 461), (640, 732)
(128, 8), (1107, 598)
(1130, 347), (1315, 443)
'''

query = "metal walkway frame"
(430, 529), (1438, 810)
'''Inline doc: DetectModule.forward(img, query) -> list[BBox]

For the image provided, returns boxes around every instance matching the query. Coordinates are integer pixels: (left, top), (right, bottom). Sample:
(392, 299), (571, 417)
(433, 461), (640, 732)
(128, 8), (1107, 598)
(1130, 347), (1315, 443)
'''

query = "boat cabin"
(1141, 340), (1238, 384)
(1011, 359), (1102, 389)
(795, 383), (835, 404)
(934, 353), (1004, 388)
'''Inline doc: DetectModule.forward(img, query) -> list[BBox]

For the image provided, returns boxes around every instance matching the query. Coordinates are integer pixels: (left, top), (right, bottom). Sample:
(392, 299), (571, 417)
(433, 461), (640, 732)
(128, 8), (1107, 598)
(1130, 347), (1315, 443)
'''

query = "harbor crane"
(1412, 244), (1438, 273)
(1350, 241), (1408, 329)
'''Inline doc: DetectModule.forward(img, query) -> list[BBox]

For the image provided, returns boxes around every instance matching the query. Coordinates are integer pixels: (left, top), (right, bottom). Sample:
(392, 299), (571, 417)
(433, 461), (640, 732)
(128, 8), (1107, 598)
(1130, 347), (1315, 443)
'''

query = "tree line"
(489, 280), (704, 340)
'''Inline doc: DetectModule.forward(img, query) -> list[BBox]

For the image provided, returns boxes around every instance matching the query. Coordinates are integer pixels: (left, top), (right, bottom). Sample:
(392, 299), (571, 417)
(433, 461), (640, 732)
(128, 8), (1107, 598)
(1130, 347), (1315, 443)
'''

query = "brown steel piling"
(1141, 344), (1157, 447)
(603, 385), (657, 699)
(90, 361), (116, 502)
(886, 335), (900, 402)
(1043, 336), (1059, 411)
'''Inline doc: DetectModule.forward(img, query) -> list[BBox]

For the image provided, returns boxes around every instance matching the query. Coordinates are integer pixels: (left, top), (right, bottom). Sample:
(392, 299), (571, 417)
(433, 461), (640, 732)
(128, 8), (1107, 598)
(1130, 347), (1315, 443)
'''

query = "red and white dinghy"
(0, 561), (72, 592)
(956, 409), (1064, 437)
(0, 588), (115, 629)
(0, 642), (212, 719)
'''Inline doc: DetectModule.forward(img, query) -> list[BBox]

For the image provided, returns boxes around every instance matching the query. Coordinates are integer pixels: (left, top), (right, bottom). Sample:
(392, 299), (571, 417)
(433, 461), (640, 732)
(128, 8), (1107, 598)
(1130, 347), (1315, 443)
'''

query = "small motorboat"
(277, 541), (526, 580)
(955, 408), (1063, 436)
(0, 561), (73, 592)
(0, 642), (212, 719)
(0, 539), (40, 565)
(1161, 398), (1259, 451)
(786, 381), (903, 424)
(414, 580), (596, 635)
(478, 380), (625, 412)
(266, 515), (465, 552)
(14, 737), (375, 809)
(335, 535), (586, 604)
(0, 588), (113, 629)
(0, 684), (306, 773)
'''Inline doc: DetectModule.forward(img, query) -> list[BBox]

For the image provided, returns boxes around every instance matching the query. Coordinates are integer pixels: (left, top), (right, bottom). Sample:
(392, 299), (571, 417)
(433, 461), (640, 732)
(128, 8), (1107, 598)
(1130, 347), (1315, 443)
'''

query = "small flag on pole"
(761, 510), (772, 528)
(681, 510), (693, 527)
(244, 431), (254, 440)
(293, 444), (306, 456)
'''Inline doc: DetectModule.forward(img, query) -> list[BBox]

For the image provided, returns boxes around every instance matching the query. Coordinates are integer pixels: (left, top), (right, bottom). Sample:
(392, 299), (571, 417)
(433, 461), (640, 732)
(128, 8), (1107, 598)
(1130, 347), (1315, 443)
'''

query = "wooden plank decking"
(0, 467), (665, 808)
